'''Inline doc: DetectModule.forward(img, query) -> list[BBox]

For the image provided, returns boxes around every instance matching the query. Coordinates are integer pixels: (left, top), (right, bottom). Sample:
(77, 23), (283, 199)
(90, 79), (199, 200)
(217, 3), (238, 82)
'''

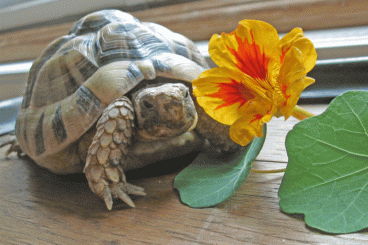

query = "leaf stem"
(251, 168), (286, 173)
(291, 105), (315, 121)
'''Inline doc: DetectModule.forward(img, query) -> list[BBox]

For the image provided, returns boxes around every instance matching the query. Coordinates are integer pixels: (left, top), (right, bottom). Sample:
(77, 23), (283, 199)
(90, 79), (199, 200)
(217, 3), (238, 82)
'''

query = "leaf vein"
(286, 164), (368, 198)
(302, 133), (368, 158)
(342, 97), (368, 136)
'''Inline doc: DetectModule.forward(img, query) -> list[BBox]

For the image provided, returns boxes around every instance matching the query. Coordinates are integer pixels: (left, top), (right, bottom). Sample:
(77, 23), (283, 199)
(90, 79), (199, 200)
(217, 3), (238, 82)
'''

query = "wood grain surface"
(1, 0), (368, 63)
(1, 104), (368, 244)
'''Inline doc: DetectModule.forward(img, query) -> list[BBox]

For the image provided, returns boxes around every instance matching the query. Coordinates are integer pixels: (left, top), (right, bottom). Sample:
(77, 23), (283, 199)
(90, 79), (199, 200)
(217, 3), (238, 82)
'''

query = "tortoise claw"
(115, 186), (136, 208)
(110, 182), (146, 208)
(122, 183), (146, 196)
(103, 187), (113, 210)
(87, 172), (146, 210)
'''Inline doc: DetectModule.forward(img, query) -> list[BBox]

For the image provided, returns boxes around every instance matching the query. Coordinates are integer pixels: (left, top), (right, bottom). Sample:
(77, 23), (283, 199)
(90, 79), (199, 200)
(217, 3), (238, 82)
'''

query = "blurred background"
(0, 0), (368, 134)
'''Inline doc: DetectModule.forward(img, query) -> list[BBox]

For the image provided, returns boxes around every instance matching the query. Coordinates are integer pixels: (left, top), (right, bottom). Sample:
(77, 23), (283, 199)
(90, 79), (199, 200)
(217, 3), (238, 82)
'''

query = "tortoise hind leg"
(84, 97), (146, 210)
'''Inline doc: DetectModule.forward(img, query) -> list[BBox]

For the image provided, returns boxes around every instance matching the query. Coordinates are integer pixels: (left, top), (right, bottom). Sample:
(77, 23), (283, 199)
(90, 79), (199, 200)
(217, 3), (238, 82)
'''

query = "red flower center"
(227, 30), (269, 80)
(209, 79), (255, 110)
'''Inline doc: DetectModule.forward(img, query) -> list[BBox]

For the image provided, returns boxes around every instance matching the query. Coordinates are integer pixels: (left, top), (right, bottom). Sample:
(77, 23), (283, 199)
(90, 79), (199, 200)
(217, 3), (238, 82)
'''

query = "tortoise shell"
(15, 9), (208, 168)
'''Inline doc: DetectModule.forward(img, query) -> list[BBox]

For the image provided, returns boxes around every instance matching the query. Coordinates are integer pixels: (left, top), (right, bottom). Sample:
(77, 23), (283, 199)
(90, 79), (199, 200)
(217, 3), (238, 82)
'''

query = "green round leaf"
(279, 91), (368, 234)
(174, 125), (266, 208)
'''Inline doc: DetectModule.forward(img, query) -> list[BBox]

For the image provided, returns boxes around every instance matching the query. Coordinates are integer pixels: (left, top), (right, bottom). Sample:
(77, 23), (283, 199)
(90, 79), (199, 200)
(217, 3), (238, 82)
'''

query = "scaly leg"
(84, 97), (146, 210)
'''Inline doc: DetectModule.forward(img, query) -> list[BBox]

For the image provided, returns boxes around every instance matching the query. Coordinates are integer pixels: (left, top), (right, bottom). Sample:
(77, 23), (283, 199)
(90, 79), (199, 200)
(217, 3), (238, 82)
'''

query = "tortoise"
(9, 9), (240, 210)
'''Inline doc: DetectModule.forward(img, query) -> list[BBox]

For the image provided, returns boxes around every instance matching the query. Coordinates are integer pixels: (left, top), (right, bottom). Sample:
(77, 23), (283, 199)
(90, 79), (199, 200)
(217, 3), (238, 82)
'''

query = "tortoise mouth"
(137, 112), (198, 141)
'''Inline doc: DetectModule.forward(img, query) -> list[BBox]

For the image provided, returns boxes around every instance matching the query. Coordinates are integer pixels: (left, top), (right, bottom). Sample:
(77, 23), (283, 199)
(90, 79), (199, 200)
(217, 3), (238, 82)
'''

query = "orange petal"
(193, 67), (265, 125)
(209, 20), (279, 76)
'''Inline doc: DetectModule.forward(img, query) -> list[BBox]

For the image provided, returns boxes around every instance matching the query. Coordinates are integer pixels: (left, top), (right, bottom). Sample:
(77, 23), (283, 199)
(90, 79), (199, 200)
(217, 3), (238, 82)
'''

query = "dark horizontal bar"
(300, 56), (368, 103)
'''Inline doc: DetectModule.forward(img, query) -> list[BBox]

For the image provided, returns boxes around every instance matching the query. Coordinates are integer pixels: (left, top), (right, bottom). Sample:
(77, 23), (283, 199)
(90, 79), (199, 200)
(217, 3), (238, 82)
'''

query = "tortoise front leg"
(84, 97), (146, 210)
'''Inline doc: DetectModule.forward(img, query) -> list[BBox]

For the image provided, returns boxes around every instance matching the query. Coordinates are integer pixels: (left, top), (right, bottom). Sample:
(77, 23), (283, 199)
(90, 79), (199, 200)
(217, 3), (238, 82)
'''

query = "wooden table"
(1, 104), (367, 244)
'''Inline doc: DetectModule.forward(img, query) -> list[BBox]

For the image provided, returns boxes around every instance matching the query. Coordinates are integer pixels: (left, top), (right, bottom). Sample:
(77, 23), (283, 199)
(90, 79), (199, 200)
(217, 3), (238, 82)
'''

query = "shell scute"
(143, 22), (208, 68)
(75, 85), (103, 116)
(97, 22), (172, 66)
(70, 9), (139, 36)
(22, 35), (74, 109)
(30, 48), (99, 108)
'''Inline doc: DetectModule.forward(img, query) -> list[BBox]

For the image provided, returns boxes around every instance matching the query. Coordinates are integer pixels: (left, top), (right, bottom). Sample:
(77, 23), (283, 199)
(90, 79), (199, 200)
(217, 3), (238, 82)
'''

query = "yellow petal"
(278, 27), (317, 73)
(277, 47), (314, 118)
(193, 67), (266, 125)
(208, 33), (239, 71)
(281, 76), (315, 119)
(279, 28), (304, 49)
(278, 28), (304, 63)
(236, 20), (280, 57)
(277, 47), (315, 118)
(209, 20), (279, 75)
(278, 47), (307, 86)
(229, 106), (273, 146)
(291, 38), (317, 73)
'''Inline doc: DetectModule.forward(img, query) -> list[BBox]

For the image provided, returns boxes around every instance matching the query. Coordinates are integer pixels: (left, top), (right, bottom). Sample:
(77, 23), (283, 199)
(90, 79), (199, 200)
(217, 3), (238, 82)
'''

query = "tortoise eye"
(142, 100), (153, 109)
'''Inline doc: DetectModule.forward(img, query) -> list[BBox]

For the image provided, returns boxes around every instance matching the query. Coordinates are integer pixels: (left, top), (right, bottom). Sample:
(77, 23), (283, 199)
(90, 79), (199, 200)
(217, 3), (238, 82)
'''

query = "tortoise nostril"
(185, 89), (190, 99)
(142, 100), (153, 109)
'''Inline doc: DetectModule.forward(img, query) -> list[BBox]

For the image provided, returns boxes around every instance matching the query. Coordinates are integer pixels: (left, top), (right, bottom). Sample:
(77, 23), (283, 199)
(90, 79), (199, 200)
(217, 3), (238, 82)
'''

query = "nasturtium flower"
(192, 20), (317, 146)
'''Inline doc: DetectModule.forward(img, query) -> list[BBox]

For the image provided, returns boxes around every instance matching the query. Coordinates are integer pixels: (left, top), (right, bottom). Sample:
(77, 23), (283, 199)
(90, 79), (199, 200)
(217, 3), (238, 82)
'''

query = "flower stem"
(291, 105), (315, 120)
(251, 168), (286, 173)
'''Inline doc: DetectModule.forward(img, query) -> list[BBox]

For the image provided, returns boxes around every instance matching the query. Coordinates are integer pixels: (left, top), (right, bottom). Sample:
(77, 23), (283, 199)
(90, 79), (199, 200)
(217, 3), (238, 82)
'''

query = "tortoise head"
(133, 83), (197, 141)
